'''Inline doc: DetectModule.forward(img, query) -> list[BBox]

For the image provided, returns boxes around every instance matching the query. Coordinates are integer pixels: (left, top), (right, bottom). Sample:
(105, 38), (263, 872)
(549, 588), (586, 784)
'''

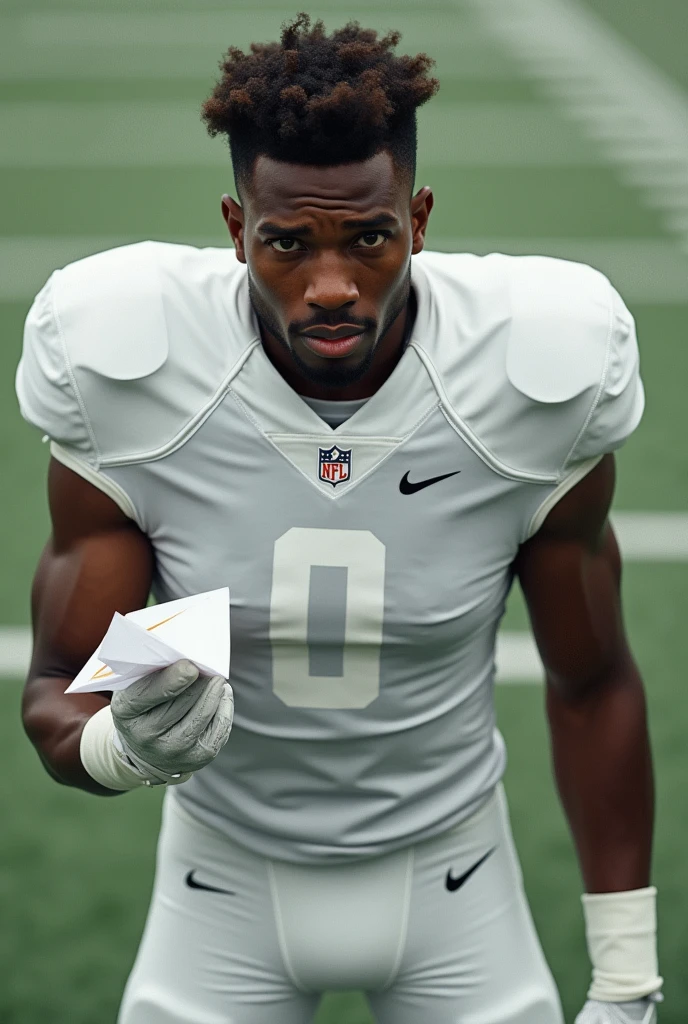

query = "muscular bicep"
(29, 459), (154, 682)
(24, 458), (154, 771)
(515, 454), (631, 694)
(30, 460), (153, 684)
(21, 460), (153, 789)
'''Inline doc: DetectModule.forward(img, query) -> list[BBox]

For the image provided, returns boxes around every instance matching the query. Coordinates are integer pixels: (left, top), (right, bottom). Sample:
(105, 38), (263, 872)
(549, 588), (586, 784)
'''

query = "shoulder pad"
(49, 241), (254, 465)
(411, 251), (632, 483)
(505, 256), (611, 403)
(55, 241), (168, 380)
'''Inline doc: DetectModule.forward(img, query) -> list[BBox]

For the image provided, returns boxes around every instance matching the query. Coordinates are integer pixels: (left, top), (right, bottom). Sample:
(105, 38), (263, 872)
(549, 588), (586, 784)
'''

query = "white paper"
(65, 588), (230, 694)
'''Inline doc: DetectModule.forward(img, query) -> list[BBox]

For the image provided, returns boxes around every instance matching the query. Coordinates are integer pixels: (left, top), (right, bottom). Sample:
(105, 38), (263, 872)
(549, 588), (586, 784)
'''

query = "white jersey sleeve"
(563, 281), (644, 464)
(16, 272), (94, 458)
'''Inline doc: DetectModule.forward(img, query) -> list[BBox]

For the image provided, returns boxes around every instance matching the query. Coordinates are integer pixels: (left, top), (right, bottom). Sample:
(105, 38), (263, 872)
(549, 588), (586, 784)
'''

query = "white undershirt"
(300, 394), (370, 429)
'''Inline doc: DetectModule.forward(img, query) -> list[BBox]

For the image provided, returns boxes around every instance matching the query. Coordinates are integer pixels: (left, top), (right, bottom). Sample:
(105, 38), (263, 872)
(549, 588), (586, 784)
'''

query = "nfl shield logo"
(318, 445), (352, 487)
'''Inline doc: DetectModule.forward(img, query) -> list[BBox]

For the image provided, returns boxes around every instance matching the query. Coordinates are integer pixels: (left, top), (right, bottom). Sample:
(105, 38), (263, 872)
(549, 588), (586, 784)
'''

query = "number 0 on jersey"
(269, 528), (386, 709)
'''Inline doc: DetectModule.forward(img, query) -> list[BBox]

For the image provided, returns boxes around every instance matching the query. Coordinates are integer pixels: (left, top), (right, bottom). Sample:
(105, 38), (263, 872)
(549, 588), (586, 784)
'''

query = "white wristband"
(79, 705), (182, 791)
(582, 887), (662, 1002)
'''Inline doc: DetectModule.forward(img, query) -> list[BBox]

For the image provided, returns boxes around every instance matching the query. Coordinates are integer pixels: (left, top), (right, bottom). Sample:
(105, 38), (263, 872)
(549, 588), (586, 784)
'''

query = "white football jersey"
(16, 242), (643, 863)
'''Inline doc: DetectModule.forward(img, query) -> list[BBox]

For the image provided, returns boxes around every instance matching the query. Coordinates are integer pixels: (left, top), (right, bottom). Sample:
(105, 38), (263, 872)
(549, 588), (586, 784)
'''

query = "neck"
(260, 292), (416, 401)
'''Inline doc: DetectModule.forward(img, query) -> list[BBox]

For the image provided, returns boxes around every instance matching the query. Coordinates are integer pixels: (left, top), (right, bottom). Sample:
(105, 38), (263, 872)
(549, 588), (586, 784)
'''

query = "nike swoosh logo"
(399, 470), (461, 495)
(184, 870), (235, 896)
(445, 847), (496, 893)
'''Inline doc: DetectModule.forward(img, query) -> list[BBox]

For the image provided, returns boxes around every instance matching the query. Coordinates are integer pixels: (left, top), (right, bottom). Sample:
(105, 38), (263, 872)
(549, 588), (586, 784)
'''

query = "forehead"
(247, 151), (404, 221)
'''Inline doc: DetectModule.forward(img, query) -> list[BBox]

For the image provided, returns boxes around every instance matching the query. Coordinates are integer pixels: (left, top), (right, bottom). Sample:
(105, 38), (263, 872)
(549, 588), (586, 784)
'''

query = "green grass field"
(1, 1), (687, 1021)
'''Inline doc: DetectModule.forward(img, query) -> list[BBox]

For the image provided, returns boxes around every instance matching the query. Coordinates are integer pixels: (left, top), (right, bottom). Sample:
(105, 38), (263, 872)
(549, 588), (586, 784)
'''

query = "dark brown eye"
(355, 232), (386, 249)
(270, 238), (304, 253)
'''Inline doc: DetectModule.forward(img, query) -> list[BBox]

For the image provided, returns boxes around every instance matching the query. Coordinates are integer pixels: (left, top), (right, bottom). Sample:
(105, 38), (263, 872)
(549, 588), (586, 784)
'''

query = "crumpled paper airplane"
(65, 588), (230, 694)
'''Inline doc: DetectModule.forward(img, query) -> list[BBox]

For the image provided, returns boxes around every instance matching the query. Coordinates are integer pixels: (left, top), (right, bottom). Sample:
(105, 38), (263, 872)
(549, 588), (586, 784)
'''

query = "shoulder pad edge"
(53, 242), (169, 381)
(505, 258), (612, 404)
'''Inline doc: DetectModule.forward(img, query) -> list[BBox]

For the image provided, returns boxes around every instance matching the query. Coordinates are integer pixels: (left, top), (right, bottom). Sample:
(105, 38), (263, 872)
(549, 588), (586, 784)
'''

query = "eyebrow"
(256, 213), (399, 237)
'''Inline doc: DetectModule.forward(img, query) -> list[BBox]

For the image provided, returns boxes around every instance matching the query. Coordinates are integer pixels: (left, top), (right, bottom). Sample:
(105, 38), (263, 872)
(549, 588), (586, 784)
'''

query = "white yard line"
(0, 627), (543, 682)
(0, 101), (599, 169)
(465, 0), (688, 253)
(2, 236), (685, 304)
(0, 628), (32, 679)
(20, 10), (479, 49)
(427, 237), (688, 303)
(495, 632), (542, 684)
(612, 512), (688, 561)
(2, 515), (686, 681)
(1, 10), (509, 81)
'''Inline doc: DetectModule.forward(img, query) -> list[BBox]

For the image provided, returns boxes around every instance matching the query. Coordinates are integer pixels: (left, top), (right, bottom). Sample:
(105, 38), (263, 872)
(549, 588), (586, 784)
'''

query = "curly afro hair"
(202, 12), (439, 192)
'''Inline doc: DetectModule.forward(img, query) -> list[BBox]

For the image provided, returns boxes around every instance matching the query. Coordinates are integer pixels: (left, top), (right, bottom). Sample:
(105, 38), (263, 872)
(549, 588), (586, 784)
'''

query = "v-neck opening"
(242, 266), (429, 437)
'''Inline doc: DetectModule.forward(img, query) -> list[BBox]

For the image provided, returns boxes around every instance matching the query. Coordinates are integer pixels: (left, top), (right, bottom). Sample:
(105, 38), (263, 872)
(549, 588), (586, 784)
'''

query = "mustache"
(290, 315), (376, 335)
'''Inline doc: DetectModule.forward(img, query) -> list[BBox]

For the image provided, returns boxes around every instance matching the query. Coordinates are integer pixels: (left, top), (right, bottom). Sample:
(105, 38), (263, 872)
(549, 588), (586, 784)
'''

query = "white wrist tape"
(582, 887), (662, 1002)
(80, 706), (191, 791)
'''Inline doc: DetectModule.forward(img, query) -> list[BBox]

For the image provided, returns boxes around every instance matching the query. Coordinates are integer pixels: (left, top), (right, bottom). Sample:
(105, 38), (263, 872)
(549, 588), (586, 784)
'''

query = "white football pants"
(118, 785), (563, 1024)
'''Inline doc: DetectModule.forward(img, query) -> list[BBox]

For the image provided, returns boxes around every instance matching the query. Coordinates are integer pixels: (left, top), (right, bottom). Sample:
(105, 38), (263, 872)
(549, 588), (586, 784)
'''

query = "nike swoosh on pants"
(184, 869), (235, 896)
(445, 847), (496, 892)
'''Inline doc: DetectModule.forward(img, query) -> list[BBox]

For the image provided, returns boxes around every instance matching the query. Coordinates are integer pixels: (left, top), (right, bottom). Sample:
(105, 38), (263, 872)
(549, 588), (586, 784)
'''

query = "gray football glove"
(575, 997), (660, 1024)
(111, 660), (233, 782)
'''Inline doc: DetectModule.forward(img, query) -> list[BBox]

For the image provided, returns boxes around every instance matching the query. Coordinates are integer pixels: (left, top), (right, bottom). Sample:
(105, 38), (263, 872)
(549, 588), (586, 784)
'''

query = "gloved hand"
(111, 660), (234, 782)
(575, 996), (661, 1024)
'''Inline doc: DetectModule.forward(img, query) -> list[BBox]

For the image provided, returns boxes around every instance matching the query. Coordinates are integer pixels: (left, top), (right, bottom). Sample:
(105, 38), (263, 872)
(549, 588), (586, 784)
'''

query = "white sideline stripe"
(0, 628), (32, 679)
(427, 237), (688, 304)
(0, 102), (599, 169)
(0, 12), (514, 81)
(495, 633), (542, 684)
(2, 515), (687, 681)
(612, 512), (688, 561)
(20, 10), (480, 49)
(465, 0), (688, 253)
(2, 236), (685, 304)
(0, 627), (543, 683)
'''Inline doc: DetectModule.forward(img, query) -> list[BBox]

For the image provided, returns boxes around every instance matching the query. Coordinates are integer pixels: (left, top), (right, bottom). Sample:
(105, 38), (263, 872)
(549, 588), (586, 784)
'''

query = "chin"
(296, 352), (375, 389)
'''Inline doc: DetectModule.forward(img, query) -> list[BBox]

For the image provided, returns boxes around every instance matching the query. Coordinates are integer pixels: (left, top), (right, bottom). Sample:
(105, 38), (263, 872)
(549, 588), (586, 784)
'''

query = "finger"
(112, 660), (199, 718)
(169, 675), (226, 746)
(199, 683), (234, 757)
(144, 674), (215, 733)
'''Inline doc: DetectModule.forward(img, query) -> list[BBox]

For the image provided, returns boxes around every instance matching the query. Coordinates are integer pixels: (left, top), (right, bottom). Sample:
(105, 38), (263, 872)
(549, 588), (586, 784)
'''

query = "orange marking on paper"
(90, 664), (115, 681)
(145, 610), (184, 632)
(88, 609), (185, 680)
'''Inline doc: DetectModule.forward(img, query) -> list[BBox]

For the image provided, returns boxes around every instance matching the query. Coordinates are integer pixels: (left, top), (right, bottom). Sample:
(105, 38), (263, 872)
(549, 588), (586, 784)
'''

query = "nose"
(303, 252), (359, 310)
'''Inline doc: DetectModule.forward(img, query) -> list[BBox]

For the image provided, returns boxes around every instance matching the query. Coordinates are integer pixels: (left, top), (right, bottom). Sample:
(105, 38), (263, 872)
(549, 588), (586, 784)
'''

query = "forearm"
(22, 676), (119, 796)
(547, 659), (654, 893)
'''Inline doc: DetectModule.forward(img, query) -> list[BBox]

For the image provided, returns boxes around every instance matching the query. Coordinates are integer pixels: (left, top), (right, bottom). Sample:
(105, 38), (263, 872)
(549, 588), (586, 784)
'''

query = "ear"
(409, 186), (434, 255)
(222, 195), (246, 263)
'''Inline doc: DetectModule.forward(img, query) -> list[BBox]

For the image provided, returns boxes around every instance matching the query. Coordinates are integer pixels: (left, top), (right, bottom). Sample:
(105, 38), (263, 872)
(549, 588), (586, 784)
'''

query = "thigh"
(369, 787), (564, 1024)
(118, 793), (318, 1024)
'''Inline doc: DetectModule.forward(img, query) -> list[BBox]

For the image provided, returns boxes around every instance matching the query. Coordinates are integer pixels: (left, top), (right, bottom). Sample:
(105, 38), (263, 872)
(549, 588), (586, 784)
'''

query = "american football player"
(16, 14), (661, 1024)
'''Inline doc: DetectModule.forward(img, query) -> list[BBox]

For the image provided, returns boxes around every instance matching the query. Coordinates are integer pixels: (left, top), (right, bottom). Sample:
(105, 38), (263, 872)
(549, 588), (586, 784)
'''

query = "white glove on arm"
(80, 660), (233, 790)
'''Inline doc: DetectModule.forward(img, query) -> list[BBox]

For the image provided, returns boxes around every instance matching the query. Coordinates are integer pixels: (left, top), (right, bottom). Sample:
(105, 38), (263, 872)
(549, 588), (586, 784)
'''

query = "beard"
(247, 264), (412, 390)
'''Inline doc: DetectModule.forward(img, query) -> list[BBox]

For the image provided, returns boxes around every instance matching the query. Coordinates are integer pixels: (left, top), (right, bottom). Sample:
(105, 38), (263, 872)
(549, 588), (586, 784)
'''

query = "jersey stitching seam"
(97, 342), (259, 467)
(267, 433), (403, 444)
(49, 442), (142, 525)
(562, 279), (615, 469)
(51, 274), (102, 469)
(380, 846), (415, 990)
(411, 343), (558, 484)
(525, 455), (604, 539)
(266, 861), (311, 993)
(230, 388), (439, 501)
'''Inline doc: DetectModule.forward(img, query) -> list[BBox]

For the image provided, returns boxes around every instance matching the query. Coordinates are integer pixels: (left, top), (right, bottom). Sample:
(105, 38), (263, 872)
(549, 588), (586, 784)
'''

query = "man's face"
(223, 151), (433, 390)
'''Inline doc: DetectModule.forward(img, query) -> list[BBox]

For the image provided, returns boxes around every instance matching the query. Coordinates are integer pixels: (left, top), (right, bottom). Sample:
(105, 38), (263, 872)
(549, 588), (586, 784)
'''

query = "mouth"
(299, 325), (366, 359)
